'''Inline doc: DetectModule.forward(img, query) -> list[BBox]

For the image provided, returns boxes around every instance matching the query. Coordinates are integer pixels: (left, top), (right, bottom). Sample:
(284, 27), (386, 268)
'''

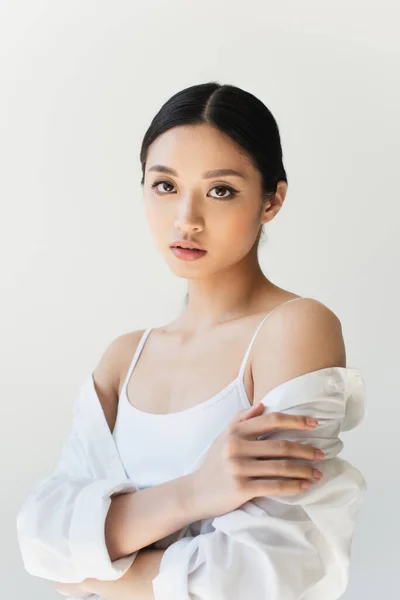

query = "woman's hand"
(189, 402), (324, 520)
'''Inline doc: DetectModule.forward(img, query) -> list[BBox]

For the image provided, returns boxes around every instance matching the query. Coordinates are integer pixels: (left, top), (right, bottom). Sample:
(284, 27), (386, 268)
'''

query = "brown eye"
(151, 181), (175, 194)
(209, 185), (237, 200)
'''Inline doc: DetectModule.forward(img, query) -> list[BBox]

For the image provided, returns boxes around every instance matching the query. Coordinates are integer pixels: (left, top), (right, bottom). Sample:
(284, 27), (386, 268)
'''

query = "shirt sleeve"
(16, 376), (141, 585)
(151, 367), (367, 600)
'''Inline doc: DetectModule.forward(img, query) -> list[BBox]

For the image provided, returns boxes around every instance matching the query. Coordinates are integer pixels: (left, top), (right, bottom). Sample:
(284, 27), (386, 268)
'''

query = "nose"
(174, 197), (204, 233)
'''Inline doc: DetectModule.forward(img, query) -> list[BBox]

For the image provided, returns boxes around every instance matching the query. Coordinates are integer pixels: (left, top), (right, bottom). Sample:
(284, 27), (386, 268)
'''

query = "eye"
(151, 180), (238, 200)
(208, 185), (238, 200)
(151, 180), (175, 194)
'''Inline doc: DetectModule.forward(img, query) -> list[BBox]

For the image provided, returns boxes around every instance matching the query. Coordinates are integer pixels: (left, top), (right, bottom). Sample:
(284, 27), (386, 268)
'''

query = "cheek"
(215, 211), (258, 249)
(144, 199), (168, 236)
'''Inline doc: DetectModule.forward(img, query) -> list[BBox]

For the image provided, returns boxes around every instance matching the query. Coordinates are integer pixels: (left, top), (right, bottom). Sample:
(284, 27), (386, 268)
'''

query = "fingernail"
(306, 418), (318, 426)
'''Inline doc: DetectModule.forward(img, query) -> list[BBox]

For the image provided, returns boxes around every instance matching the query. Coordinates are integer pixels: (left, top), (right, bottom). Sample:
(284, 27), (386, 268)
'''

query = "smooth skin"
(56, 123), (346, 599)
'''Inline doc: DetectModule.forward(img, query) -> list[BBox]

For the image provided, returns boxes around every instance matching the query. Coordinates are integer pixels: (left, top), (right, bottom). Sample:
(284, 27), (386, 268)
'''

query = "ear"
(261, 180), (287, 224)
(275, 180), (287, 205)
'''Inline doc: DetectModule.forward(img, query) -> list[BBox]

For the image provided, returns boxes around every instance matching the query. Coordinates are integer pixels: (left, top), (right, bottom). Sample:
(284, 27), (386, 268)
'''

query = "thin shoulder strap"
(122, 327), (153, 389)
(238, 297), (307, 379)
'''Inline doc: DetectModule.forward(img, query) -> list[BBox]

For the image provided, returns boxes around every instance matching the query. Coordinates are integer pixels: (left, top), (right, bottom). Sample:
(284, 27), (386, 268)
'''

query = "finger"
(237, 411), (318, 438)
(247, 477), (313, 497)
(238, 438), (322, 462)
(231, 401), (265, 426)
(238, 458), (319, 481)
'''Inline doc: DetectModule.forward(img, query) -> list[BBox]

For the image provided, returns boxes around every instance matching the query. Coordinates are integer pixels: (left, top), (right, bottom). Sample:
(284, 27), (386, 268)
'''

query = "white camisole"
(112, 297), (305, 490)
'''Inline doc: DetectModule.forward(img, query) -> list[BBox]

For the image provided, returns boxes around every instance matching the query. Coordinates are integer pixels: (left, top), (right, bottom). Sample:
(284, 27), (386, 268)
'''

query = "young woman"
(17, 82), (366, 600)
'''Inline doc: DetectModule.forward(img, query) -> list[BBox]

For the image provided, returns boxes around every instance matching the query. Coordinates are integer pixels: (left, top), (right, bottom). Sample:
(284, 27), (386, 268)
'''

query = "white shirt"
(16, 366), (367, 600)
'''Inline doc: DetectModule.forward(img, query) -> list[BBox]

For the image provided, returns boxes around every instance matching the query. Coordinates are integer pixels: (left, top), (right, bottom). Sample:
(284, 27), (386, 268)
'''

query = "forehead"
(145, 123), (255, 178)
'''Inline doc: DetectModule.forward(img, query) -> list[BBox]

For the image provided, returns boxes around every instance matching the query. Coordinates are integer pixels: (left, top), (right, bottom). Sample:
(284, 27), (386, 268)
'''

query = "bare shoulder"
(251, 297), (347, 405)
(92, 329), (147, 432)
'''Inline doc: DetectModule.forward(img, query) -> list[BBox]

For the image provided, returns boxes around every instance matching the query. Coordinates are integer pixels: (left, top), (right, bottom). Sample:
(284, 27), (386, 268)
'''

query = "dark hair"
(139, 82), (288, 307)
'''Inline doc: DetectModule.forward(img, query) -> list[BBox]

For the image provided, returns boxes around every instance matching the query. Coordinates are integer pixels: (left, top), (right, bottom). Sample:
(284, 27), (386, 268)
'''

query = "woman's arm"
(250, 298), (347, 403)
(104, 472), (198, 560)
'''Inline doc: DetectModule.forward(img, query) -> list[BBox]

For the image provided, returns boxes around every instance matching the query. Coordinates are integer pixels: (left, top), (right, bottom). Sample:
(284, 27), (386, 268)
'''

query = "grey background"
(1, 1), (398, 598)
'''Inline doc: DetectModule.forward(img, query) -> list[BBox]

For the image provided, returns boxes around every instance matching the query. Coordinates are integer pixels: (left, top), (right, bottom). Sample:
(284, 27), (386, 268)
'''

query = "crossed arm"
(52, 300), (361, 599)
(55, 547), (166, 600)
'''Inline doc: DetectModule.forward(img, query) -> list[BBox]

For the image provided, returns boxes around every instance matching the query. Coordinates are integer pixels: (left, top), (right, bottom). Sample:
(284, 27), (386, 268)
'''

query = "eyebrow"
(147, 165), (247, 180)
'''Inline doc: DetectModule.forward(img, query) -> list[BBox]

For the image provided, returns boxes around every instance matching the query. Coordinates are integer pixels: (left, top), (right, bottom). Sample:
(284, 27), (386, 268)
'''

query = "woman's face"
(143, 123), (283, 279)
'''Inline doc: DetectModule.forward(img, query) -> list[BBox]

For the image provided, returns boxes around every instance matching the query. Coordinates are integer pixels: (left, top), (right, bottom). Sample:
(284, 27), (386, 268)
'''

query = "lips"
(170, 241), (206, 251)
(170, 246), (207, 261)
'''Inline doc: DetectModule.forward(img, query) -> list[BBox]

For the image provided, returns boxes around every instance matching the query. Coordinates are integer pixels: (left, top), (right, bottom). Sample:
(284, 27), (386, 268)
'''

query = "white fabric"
(151, 366), (367, 600)
(16, 374), (140, 599)
(16, 366), (367, 600)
